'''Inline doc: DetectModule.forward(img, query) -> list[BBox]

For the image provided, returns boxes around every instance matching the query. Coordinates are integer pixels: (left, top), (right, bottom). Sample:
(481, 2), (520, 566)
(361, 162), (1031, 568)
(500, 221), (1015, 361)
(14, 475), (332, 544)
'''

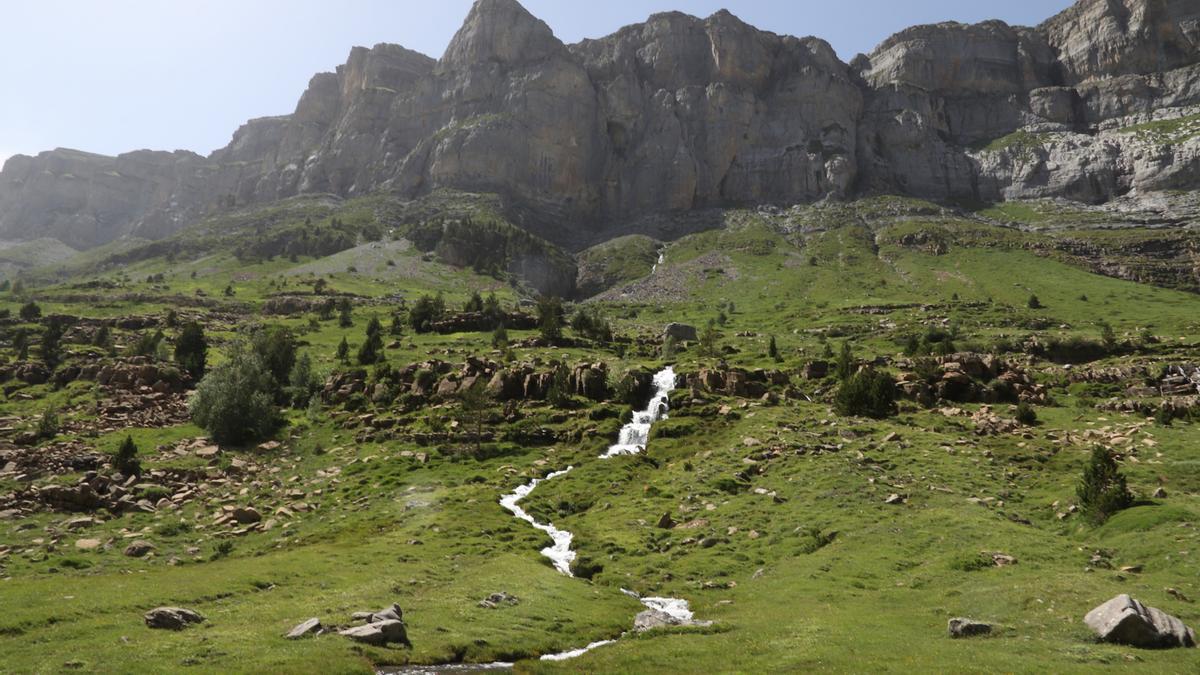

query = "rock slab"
(1084, 594), (1196, 649)
(144, 607), (205, 630)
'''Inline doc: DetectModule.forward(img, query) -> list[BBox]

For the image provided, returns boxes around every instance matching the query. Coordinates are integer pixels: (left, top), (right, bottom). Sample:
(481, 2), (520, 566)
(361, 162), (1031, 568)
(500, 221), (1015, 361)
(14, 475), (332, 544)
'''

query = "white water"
(495, 367), (696, 664)
(498, 467), (577, 576)
(651, 250), (665, 274)
(601, 367), (676, 458)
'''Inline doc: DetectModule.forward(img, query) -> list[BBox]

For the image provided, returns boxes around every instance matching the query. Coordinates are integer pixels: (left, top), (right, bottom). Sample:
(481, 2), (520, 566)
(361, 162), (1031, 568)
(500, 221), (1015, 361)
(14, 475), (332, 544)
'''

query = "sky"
(0, 0), (1073, 167)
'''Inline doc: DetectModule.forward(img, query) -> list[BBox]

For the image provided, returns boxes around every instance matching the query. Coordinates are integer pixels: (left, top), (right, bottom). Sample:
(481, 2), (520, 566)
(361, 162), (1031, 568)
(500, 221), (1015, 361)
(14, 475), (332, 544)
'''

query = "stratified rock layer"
(1, 0), (1197, 249)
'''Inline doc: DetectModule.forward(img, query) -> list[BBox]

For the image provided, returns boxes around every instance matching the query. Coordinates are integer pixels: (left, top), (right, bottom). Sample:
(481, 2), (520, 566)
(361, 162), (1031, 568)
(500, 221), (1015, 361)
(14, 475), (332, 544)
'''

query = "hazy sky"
(0, 0), (1072, 167)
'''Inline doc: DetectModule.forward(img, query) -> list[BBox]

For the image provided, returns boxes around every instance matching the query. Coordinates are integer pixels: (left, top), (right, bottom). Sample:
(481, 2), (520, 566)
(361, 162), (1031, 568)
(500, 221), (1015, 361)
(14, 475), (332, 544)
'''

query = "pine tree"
(834, 341), (855, 381)
(336, 336), (350, 364)
(338, 299), (353, 328)
(357, 316), (384, 365)
(1077, 446), (1133, 524)
(768, 335), (780, 362)
(113, 435), (141, 476)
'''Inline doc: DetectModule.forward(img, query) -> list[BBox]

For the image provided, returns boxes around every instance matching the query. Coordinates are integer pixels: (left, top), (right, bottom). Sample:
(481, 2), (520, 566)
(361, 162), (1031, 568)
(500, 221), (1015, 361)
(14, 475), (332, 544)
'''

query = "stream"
(385, 367), (683, 673)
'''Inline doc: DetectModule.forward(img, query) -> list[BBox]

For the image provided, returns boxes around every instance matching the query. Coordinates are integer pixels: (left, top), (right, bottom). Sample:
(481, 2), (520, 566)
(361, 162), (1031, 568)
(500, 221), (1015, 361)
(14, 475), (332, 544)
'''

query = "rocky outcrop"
(1084, 594), (1196, 648)
(144, 607), (205, 631)
(1, 0), (1197, 249)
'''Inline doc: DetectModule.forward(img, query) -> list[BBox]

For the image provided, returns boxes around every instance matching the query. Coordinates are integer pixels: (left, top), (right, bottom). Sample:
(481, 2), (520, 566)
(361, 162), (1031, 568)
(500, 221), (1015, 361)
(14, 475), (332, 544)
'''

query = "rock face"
(1084, 594), (1196, 648)
(1, 0), (1198, 249)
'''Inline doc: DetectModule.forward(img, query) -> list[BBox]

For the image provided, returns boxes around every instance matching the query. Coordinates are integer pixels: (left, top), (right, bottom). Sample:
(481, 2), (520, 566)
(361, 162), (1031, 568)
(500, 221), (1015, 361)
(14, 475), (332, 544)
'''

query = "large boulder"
(1084, 594), (1196, 648)
(338, 619), (409, 646)
(663, 323), (699, 342)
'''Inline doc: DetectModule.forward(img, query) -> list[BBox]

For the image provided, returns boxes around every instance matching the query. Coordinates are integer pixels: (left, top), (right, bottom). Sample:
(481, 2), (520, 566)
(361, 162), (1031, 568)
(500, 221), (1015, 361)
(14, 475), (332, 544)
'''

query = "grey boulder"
(663, 323), (698, 342)
(285, 617), (322, 639)
(338, 620), (409, 646)
(1084, 594), (1196, 649)
(144, 607), (205, 630)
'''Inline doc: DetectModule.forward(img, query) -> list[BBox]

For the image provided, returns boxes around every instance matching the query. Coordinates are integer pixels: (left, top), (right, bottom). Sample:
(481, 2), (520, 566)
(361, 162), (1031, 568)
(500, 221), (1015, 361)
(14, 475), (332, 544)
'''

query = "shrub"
(1077, 446), (1133, 524)
(338, 298), (353, 328)
(18, 301), (41, 321)
(491, 324), (508, 349)
(570, 306), (613, 343)
(834, 369), (897, 419)
(174, 322), (208, 380)
(834, 341), (855, 381)
(409, 293), (445, 333)
(336, 336), (350, 364)
(113, 435), (141, 476)
(768, 335), (780, 362)
(36, 406), (59, 440)
(250, 325), (297, 395)
(188, 343), (280, 445)
(547, 365), (571, 408)
(1015, 402), (1038, 426)
(41, 317), (66, 369)
(287, 352), (321, 406)
(1027, 294), (1042, 309)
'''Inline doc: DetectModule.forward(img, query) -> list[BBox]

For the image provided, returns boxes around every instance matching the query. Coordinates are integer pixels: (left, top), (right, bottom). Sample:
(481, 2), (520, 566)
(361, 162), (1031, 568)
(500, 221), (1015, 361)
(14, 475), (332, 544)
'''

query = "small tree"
(698, 320), (721, 358)
(336, 336), (350, 364)
(288, 352), (320, 406)
(547, 365), (571, 408)
(537, 296), (563, 342)
(834, 341), (855, 381)
(130, 329), (165, 358)
(834, 369), (897, 419)
(1098, 320), (1117, 351)
(457, 380), (491, 455)
(463, 292), (484, 313)
(338, 299), (354, 328)
(93, 323), (111, 348)
(1077, 446), (1133, 524)
(768, 335), (781, 362)
(19, 301), (41, 322)
(188, 343), (280, 445)
(174, 322), (208, 380)
(1015, 401), (1038, 426)
(251, 325), (297, 391)
(41, 318), (65, 370)
(491, 324), (509, 350)
(357, 316), (384, 365)
(1027, 294), (1042, 309)
(36, 405), (59, 440)
(113, 435), (141, 476)
(409, 293), (445, 333)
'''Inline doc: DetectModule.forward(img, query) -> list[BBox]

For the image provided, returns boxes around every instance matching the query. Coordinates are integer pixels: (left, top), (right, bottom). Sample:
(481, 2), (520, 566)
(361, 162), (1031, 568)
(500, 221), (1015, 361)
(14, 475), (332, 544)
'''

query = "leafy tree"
(19, 301), (41, 322)
(336, 336), (350, 364)
(457, 380), (492, 455)
(1077, 446), (1133, 524)
(834, 369), (897, 419)
(130, 329), (165, 358)
(537, 296), (563, 342)
(287, 352), (320, 406)
(113, 435), (142, 476)
(357, 316), (385, 365)
(174, 322), (208, 380)
(409, 293), (446, 333)
(188, 343), (280, 445)
(250, 325), (297, 389)
(547, 365), (571, 408)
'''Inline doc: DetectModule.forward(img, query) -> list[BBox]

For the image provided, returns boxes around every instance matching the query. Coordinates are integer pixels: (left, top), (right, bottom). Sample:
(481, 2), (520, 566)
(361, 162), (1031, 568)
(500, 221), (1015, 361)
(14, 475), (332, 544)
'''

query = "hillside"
(0, 189), (1198, 672)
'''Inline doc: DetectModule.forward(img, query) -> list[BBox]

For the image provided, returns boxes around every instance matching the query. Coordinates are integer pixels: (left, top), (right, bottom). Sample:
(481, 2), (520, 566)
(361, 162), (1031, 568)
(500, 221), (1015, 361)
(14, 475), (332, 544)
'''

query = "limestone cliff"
(1, 0), (1197, 250)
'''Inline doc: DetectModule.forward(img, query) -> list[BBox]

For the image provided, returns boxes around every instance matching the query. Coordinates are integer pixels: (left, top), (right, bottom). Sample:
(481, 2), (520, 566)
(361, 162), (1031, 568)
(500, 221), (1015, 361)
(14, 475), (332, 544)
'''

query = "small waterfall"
(650, 250), (665, 274)
(601, 367), (676, 458)
(498, 467), (577, 576)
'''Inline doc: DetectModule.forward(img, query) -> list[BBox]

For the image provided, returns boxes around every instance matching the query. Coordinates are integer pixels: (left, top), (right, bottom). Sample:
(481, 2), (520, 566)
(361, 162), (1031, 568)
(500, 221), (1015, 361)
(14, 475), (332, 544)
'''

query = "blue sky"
(0, 0), (1072, 166)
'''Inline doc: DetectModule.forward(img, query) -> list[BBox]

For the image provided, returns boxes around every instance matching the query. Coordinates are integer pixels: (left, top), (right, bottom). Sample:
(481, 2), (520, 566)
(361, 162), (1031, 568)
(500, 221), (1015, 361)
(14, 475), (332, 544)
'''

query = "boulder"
(285, 617), (322, 639)
(1084, 594), (1196, 649)
(231, 507), (262, 524)
(478, 592), (519, 609)
(948, 618), (993, 638)
(634, 609), (684, 632)
(123, 540), (156, 557)
(144, 607), (205, 630)
(338, 620), (409, 646)
(663, 323), (698, 342)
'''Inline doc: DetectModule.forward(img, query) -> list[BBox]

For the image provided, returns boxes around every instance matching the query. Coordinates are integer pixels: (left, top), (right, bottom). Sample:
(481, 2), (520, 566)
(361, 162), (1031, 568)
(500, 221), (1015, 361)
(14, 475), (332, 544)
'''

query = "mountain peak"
(441, 0), (562, 68)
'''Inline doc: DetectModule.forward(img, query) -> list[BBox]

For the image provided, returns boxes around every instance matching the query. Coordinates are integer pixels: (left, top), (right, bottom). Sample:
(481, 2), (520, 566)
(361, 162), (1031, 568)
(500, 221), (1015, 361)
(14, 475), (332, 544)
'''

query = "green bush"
(113, 435), (141, 476)
(834, 369), (897, 419)
(174, 322), (208, 380)
(1077, 446), (1133, 524)
(188, 344), (281, 445)
(1015, 402), (1037, 426)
